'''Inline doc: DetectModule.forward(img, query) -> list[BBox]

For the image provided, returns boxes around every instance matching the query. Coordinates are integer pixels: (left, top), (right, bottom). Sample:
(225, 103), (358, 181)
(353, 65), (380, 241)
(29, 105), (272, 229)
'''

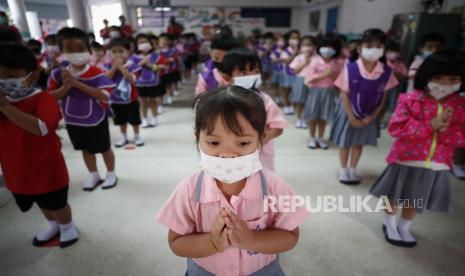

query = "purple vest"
(259, 46), (272, 66)
(201, 59), (219, 90)
(135, 53), (161, 87)
(160, 48), (177, 73)
(107, 62), (140, 104)
(283, 48), (295, 76)
(52, 68), (115, 126)
(348, 62), (392, 119)
(272, 49), (283, 72)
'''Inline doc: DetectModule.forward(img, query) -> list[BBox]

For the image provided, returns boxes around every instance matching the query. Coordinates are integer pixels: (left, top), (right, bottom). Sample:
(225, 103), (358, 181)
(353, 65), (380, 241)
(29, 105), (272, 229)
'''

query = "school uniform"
(289, 53), (312, 105)
(48, 65), (116, 154)
(160, 47), (181, 84)
(386, 58), (408, 112)
(302, 55), (342, 121)
(104, 61), (142, 126)
(134, 52), (166, 98)
(156, 169), (309, 276)
(259, 92), (289, 171)
(279, 47), (296, 88)
(195, 59), (228, 95)
(258, 45), (273, 76)
(370, 90), (465, 213)
(270, 48), (284, 85)
(0, 90), (69, 212)
(330, 59), (398, 148)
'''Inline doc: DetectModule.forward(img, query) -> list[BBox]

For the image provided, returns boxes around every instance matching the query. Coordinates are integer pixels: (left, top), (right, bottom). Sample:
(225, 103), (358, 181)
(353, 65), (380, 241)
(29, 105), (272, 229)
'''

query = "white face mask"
(199, 149), (263, 184)
(427, 82), (461, 100)
(233, 74), (262, 90)
(0, 73), (35, 99)
(138, 43), (152, 52)
(63, 52), (91, 65)
(361, 47), (384, 62)
(319, 47), (335, 58)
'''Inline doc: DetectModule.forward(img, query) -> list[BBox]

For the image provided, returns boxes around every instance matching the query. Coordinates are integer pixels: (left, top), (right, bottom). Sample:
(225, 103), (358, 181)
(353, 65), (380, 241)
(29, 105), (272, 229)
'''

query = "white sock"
(122, 133), (128, 140)
(134, 133), (140, 140)
(36, 220), (59, 241)
(398, 218), (416, 243)
(384, 213), (402, 241)
(59, 221), (78, 242)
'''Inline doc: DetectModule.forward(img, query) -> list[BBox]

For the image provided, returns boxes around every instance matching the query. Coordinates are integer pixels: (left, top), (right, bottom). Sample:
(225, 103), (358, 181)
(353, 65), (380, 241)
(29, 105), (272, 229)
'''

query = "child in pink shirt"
(289, 35), (316, 129)
(303, 34), (343, 150)
(156, 86), (308, 276)
(330, 29), (399, 185)
(370, 50), (465, 247)
(218, 48), (289, 171)
(279, 30), (300, 115)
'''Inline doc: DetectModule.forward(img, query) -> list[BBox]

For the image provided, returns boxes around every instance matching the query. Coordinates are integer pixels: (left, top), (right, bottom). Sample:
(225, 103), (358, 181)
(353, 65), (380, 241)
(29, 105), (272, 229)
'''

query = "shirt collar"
(356, 58), (384, 75)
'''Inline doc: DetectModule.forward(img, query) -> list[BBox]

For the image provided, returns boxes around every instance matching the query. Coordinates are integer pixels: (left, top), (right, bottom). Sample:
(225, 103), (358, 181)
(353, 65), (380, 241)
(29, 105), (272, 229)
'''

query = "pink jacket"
(386, 90), (465, 168)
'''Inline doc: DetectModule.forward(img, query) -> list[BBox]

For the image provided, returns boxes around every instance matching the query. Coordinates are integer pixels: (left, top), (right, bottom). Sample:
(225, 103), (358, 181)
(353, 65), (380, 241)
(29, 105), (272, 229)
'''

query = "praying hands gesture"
(431, 107), (454, 132)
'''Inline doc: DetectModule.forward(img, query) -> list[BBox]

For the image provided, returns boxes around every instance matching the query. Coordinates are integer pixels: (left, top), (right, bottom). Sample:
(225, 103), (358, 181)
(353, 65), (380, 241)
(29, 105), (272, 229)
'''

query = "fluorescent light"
(155, 7), (171, 12)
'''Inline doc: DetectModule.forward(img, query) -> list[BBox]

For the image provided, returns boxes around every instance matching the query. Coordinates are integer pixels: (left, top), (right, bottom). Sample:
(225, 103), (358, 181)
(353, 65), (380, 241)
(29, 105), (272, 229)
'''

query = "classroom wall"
(298, 0), (341, 35)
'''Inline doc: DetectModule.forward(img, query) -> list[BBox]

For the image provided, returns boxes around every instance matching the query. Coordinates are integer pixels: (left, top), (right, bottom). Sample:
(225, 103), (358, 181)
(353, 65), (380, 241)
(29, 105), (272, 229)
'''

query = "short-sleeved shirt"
(334, 58), (399, 93)
(289, 54), (312, 77)
(156, 169), (309, 276)
(305, 55), (343, 88)
(0, 90), (69, 195)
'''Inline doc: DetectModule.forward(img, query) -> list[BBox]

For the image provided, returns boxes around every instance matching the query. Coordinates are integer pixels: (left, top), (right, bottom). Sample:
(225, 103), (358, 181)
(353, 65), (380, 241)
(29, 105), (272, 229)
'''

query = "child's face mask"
(427, 82), (461, 100)
(319, 47), (335, 58)
(63, 52), (91, 66)
(138, 43), (152, 52)
(361, 47), (384, 62)
(233, 74), (262, 90)
(0, 73), (35, 99)
(199, 149), (263, 184)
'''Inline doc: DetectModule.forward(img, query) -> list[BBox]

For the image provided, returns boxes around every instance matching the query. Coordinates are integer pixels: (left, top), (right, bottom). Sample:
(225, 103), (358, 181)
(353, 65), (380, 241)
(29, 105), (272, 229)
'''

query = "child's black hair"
(57, 27), (90, 51)
(211, 33), (240, 51)
(386, 41), (401, 52)
(0, 43), (37, 72)
(91, 41), (104, 50)
(283, 29), (300, 47)
(420, 32), (445, 47)
(44, 34), (57, 45)
(108, 38), (131, 50)
(193, 85), (267, 144)
(262, 32), (275, 40)
(316, 34), (341, 58)
(0, 26), (20, 43)
(134, 33), (152, 53)
(414, 49), (465, 91)
(159, 32), (173, 40)
(301, 35), (317, 46)
(148, 34), (158, 41)
(217, 48), (262, 76)
(361, 28), (387, 45)
(26, 39), (42, 55)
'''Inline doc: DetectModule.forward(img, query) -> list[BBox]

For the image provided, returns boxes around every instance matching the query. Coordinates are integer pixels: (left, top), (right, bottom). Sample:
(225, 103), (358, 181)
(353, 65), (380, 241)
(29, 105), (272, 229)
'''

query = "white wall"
(128, 0), (302, 7)
(338, 0), (423, 34)
(298, 0), (341, 34)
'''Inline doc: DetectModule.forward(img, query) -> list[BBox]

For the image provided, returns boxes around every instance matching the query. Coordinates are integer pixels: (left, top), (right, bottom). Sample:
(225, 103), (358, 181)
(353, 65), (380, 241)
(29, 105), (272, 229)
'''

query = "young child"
(370, 50), (465, 247)
(218, 48), (288, 171)
(195, 33), (239, 94)
(304, 34), (343, 149)
(49, 27), (117, 191)
(90, 41), (107, 71)
(134, 33), (166, 128)
(26, 39), (47, 90)
(270, 34), (285, 103)
(0, 43), (78, 248)
(407, 32), (445, 92)
(330, 29), (399, 185)
(105, 38), (144, 147)
(289, 35), (317, 129)
(279, 30), (300, 115)
(156, 86), (308, 275)
(159, 33), (180, 105)
(257, 32), (276, 90)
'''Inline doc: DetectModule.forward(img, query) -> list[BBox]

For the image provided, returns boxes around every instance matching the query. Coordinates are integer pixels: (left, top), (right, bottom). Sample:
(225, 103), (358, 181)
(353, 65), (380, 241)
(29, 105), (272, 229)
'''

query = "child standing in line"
(218, 48), (288, 171)
(289, 35), (317, 129)
(105, 38), (144, 147)
(370, 50), (465, 247)
(303, 34), (343, 150)
(195, 33), (239, 95)
(159, 33), (180, 105)
(330, 29), (399, 185)
(279, 30), (300, 115)
(49, 27), (118, 191)
(156, 86), (308, 275)
(407, 33), (445, 92)
(90, 41), (107, 71)
(270, 34), (286, 104)
(257, 32), (276, 90)
(134, 33), (166, 128)
(0, 43), (78, 248)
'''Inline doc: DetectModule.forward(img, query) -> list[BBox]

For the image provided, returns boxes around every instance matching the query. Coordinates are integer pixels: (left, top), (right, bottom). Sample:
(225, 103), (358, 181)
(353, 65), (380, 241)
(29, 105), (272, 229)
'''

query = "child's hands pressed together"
(60, 69), (75, 89)
(431, 107), (454, 131)
(210, 209), (231, 252)
(224, 208), (255, 250)
(349, 115), (365, 128)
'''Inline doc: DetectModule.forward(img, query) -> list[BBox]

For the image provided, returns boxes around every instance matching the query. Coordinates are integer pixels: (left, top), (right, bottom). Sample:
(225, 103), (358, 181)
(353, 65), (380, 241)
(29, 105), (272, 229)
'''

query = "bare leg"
(119, 124), (127, 135)
(82, 150), (97, 172)
(295, 103), (303, 120)
(45, 204), (72, 225)
(317, 119), (327, 139)
(350, 145), (363, 168)
(101, 149), (115, 172)
(140, 97), (148, 119)
(339, 147), (350, 168)
(309, 119), (317, 138)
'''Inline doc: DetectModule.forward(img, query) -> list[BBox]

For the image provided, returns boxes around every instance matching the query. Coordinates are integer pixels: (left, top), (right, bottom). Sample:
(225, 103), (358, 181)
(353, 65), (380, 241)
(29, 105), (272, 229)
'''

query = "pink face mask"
(386, 52), (399, 61)
(289, 39), (299, 47)
(300, 46), (313, 55)
(277, 40), (285, 48)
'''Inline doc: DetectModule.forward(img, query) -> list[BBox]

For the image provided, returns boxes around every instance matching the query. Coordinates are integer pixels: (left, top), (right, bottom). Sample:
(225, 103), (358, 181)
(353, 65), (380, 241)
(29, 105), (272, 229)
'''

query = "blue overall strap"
(194, 171), (204, 202)
(258, 170), (269, 198)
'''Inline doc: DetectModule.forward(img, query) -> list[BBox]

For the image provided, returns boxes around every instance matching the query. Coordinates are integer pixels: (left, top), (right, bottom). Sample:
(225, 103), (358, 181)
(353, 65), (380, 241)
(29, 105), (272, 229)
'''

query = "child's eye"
(207, 141), (219, 146)
(238, 142), (251, 147)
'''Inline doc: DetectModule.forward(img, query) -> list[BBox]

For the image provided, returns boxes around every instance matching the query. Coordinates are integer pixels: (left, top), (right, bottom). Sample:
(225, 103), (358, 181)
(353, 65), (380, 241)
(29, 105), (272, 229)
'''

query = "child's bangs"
(199, 98), (248, 137)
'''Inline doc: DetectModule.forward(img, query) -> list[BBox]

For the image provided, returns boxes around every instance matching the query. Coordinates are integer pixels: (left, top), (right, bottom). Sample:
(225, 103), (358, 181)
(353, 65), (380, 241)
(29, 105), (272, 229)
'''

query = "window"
(241, 8), (291, 28)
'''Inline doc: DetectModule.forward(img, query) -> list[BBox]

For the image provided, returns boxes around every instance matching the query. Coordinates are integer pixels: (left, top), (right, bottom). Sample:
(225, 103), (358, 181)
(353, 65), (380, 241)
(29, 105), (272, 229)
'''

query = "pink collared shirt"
(305, 55), (343, 88)
(334, 59), (399, 93)
(195, 68), (228, 95)
(289, 54), (312, 77)
(156, 169), (309, 276)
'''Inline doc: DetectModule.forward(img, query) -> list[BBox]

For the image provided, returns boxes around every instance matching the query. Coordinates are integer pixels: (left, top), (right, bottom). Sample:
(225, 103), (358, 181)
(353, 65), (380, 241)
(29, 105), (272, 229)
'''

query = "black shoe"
(59, 238), (79, 248)
(101, 177), (118, 190)
(382, 225), (404, 247)
(32, 233), (59, 247)
(397, 227), (417, 248)
(82, 180), (103, 192)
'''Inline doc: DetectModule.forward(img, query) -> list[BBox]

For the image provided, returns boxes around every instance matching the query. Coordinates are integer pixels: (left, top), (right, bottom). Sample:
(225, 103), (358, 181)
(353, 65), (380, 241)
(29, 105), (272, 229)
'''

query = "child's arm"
(117, 65), (136, 85)
(50, 70), (73, 100)
(224, 209), (299, 254)
(105, 64), (118, 79)
(361, 91), (389, 125)
(63, 69), (108, 101)
(340, 92), (365, 128)
(0, 93), (43, 136)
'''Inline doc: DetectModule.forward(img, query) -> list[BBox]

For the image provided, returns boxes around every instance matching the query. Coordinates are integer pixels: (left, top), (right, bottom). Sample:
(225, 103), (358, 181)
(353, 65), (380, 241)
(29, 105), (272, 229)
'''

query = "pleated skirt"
(290, 76), (309, 104)
(303, 87), (337, 121)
